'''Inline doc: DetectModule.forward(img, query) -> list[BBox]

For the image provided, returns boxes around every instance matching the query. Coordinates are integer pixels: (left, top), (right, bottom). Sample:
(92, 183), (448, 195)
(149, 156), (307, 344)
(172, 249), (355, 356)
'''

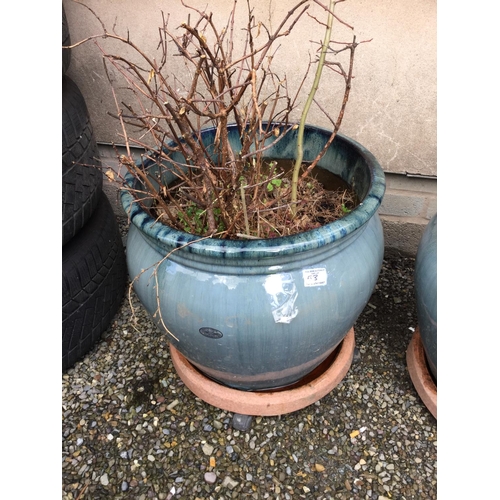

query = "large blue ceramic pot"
(414, 214), (437, 380)
(121, 124), (386, 390)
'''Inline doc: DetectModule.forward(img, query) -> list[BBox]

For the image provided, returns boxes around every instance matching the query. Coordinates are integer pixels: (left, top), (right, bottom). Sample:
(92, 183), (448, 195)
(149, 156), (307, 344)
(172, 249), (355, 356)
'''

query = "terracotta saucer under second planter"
(169, 328), (355, 416)
(406, 327), (437, 419)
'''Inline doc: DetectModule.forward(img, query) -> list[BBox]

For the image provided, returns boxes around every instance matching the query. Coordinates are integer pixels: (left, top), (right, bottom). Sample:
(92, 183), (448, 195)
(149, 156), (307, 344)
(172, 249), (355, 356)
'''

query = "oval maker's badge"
(199, 327), (223, 339)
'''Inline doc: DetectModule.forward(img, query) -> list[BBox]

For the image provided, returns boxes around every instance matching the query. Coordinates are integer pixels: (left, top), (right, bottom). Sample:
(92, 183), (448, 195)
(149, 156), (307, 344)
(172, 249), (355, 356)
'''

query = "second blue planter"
(414, 214), (437, 380)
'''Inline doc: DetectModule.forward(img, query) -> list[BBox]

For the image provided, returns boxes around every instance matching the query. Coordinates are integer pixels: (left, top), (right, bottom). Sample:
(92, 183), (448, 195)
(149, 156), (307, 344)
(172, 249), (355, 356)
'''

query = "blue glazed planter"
(121, 124), (386, 390)
(414, 214), (437, 380)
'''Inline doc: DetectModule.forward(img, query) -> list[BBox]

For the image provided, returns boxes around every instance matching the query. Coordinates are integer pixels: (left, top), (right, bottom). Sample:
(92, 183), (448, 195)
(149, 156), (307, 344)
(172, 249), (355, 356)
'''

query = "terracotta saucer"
(406, 327), (437, 419)
(169, 328), (355, 416)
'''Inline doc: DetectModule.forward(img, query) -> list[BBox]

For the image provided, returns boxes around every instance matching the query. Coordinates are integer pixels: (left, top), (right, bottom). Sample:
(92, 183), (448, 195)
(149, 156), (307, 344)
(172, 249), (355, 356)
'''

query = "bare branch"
(69, 0), (365, 239)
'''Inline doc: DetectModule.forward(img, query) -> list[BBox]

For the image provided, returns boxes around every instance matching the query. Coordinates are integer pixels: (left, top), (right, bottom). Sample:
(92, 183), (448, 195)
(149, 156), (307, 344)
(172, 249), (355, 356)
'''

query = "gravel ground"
(62, 220), (437, 499)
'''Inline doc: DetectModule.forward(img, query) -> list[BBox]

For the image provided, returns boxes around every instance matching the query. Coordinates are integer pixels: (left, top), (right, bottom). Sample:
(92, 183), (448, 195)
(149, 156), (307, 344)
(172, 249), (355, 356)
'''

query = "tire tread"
(62, 194), (127, 371)
(62, 76), (103, 245)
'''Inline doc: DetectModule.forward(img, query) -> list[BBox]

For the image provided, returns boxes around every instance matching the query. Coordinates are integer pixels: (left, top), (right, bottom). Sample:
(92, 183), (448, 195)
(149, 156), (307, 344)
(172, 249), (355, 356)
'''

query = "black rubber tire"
(62, 75), (103, 246)
(62, 4), (71, 74)
(62, 193), (127, 371)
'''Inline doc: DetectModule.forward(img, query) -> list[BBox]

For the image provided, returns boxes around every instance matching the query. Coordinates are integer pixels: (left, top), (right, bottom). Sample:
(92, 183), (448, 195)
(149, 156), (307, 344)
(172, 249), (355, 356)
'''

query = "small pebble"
(204, 472), (217, 484)
(232, 414), (252, 431)
(222, 476), (239, 489)
(202, 443), (214, 456)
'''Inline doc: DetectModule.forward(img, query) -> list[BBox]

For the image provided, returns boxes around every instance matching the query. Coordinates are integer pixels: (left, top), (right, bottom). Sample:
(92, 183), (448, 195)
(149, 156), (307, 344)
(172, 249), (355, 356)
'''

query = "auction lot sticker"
(302, 268), (327, 287)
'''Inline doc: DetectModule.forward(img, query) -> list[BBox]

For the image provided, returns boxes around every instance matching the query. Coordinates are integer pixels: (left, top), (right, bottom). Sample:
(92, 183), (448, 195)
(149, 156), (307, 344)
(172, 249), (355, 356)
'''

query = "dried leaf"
(105, 169), (115, 181)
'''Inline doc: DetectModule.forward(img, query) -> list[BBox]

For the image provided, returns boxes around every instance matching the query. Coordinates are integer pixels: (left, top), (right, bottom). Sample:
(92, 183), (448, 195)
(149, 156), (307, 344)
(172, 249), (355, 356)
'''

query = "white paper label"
(302, 268), (327, 287)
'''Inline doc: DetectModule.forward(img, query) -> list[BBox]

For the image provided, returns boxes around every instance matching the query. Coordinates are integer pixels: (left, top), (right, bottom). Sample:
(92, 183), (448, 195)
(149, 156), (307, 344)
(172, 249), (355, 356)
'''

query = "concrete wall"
(379, 173), (436, 256)
(64, 0), (436, 256)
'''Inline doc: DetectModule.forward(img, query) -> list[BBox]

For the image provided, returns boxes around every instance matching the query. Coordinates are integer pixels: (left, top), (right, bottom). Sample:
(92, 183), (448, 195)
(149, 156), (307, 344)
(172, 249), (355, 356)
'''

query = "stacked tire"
(62, 4), (127, 371)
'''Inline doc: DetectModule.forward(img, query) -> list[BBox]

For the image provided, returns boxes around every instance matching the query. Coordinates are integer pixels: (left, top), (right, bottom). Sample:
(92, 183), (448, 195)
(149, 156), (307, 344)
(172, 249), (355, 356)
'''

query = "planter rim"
(120, 124), (385, 259)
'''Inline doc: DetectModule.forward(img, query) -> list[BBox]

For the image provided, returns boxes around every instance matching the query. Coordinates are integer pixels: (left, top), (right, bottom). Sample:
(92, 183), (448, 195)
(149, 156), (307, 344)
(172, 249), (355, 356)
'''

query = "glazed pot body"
(414, 214), (437, 380)
(122, 124), (386, 390)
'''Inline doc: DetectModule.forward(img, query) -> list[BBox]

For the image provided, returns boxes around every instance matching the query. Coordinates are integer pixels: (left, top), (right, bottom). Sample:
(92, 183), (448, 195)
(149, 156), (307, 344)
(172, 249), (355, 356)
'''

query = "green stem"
(240, 177), (250, 236)
(291, 0), (335, 215)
